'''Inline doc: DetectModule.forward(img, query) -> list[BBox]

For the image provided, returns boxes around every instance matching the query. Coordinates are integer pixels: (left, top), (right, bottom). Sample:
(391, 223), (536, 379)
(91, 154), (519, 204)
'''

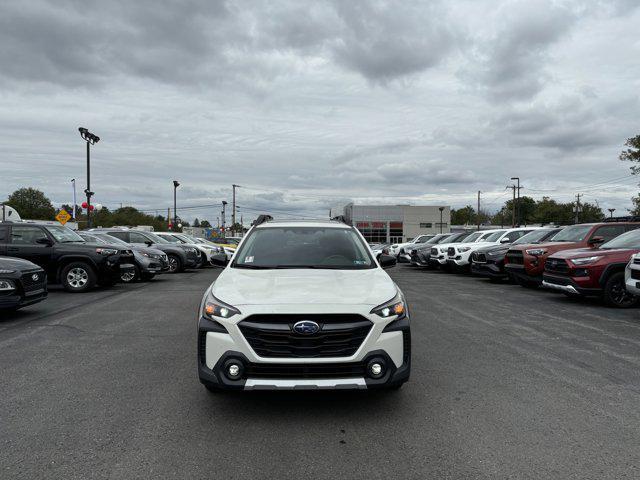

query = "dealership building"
(333, 203), (451, 244)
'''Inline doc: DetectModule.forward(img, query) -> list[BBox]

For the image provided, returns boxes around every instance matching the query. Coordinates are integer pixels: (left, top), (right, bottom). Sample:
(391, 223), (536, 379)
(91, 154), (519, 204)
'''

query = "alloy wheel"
(168, 256), (178, 273)
(67, 267), (89, 289)
(611, 280), (635, 307)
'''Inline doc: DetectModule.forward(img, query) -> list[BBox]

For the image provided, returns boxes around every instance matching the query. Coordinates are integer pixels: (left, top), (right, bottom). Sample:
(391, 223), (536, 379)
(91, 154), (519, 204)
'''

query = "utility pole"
(438, 206), (444, 234)
(477, 191), (481, 231)
(511, 177), (520, 226)
(232, 184), (238, 234)
(71, 179), (77, 220)
(575, 194), (582, 224)
(167, 208), (171, 228)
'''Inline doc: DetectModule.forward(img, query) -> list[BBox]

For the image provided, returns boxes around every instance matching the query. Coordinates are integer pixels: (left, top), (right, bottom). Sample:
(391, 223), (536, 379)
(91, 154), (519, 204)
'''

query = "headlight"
(0, 279), (16, 291)
(570, 256), (602, 266)
(203, 292), (241, 319)
(186, 247), (197, 253)
(142, 252), (162, 259)
(371, 291), (406, 318)
(458, 246), (471, 252)
(526, 248), (547, 256)
(0, 269), (16, 274)
(487, 250), (506, 257)
(96, 248), (118, 256)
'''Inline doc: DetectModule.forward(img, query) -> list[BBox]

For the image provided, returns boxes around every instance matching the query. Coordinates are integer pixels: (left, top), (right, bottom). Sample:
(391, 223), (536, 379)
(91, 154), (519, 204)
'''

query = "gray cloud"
(1, 0), (639, 222)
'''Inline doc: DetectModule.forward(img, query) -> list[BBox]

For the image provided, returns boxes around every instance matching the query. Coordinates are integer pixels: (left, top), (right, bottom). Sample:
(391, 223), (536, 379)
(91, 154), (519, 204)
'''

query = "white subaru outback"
(197, 217), (411, 391)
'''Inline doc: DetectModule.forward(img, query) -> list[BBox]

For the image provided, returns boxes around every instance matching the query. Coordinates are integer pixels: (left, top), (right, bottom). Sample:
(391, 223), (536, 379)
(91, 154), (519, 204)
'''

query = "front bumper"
(542, 274), (601, 297)
(470, 261), (506, 279)
(197, 306), (411, 391)
(625, 266), (640, 296)
(504, 264), (542, 285)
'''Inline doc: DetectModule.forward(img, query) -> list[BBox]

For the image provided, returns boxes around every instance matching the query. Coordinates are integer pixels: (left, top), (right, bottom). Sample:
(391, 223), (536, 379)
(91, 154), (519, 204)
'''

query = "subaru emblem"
(32, 274), (39, 281)
(292, 320), (320, 335)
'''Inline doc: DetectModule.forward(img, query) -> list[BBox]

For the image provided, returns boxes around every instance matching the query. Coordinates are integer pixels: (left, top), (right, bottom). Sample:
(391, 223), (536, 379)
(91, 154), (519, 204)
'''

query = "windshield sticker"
(245, 256), (254, 263)
(353, 260), (367, 265)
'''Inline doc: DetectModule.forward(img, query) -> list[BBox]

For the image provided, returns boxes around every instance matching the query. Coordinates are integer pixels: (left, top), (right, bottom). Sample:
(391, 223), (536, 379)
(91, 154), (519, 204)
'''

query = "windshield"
(144, 232), (169, 244)
(484, 230), (507, 242)
(45, 225), (84, 243)
(94, 233), (131, 247)
(414, 235), (433, 244)
(462, 232), (482, 243)
(233, 226), (375, 269)
(551, 225), (592, 242)
(514, 229), (558, 245)
(176, 234), (196, 243)
(601, 230), (640, 249)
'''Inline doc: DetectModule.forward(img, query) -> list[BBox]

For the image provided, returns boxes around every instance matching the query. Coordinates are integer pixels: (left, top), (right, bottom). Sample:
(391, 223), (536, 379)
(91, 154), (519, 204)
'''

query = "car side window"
(625, 224), (640, 233)
(129, 232), (149, 243)
(109, 232), (130, 242)
(0, 225), (8, 243)
(505, 231), (525, 242)
(592, 225), (625, 242)
(10, 226), (49, 245)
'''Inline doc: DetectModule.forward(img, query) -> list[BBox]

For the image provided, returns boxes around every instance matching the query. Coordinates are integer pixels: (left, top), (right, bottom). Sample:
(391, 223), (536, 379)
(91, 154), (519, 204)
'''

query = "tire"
(120, 265), (140, 283)
(603, 272), (639, 308)
(61, 262), (96, 293)
(167, 254), (182, 273)
(516, 278), (539, 289)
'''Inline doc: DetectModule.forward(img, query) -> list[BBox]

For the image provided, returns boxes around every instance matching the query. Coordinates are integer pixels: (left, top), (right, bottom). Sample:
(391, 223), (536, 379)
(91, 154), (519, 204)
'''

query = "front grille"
(632, 269), (640, 280)
(239, 314), (373, 358)
(447, 247), (455, 256)
(20, 269), (46, 293)
(634, 258), (640, 265)
(245, 362), (366, 379)
(545, 258), (569, 275)
(506, 250), (524, 265)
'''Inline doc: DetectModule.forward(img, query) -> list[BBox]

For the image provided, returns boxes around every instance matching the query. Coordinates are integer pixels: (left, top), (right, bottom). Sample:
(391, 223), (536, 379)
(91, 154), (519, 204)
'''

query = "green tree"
(532, 197), (573, 225)
(494, 196), (537, 225)
(200, 219), (212, 228)
(576, 202), (604, 223)
(451, 206), (475, 225)
(620, 134), (640, 212)
(5, 187), (55, 220)
(193, 218), (201, 227)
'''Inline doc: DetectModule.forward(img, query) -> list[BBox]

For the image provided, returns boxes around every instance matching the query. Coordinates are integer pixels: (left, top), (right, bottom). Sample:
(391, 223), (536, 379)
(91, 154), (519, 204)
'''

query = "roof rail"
(252, 214), (273, 226)
(603, 216), (640, 223)
(331, 215), (349, 225)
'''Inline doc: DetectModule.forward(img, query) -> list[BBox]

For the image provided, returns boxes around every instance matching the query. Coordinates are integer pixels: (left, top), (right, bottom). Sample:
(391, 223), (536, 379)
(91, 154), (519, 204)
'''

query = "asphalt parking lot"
(2, 266), (639, 479)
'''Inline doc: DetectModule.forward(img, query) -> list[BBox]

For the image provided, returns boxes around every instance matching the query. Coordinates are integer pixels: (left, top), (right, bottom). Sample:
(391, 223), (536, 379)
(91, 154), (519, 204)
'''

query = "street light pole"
(222, 201), (228, 237)
(78, 127), (100, 228)
(173, 180), (180, 230)
(608, 208), (616, 219)
(439, 206), (444, 234)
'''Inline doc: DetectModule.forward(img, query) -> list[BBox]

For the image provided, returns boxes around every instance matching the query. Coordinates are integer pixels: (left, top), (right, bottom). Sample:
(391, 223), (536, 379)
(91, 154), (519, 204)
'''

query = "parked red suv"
(504, 220), (640, 287)
(542, 228), (640, 307)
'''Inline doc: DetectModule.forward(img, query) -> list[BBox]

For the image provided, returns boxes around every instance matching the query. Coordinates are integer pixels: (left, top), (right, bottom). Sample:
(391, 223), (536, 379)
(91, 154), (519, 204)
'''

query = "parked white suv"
(390, 234), (435, 262)
(197, 217), (411, 391)
(446, 228), (536, 270)
(625, 253), (640, 296)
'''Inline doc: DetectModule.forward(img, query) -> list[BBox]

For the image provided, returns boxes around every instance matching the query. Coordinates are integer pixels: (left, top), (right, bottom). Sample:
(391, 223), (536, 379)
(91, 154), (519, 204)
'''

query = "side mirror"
(378, 254), (397, 269)
(500, 237), (511, 243)
(211, 252), (229, 267)
(36, 237), (53, 246)
(588, 236), (605, 246)
(145, 241), (153, 246)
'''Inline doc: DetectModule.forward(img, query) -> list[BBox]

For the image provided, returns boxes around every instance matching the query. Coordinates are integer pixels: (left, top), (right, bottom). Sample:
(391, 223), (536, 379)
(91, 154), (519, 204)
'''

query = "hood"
(550, 247), (637, 260)
(0, 256), (41, 270)
(510, 241), (581, 252)
(477, 243), (511, 254)
(212, 267), (397, 306)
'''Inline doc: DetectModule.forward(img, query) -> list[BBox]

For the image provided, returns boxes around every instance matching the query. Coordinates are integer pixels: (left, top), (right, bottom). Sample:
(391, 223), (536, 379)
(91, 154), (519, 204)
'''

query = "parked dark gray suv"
(92, 229), (199, 273)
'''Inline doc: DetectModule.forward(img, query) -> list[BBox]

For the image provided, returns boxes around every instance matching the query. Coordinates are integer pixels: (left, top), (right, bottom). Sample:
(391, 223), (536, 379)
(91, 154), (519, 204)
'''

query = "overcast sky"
(1, 0), (639, 223)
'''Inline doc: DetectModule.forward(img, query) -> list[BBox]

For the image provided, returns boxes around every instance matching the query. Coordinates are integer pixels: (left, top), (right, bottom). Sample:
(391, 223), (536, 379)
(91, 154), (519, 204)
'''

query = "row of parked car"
(390, 217), (640, 308)
(0, 220), (239, 312)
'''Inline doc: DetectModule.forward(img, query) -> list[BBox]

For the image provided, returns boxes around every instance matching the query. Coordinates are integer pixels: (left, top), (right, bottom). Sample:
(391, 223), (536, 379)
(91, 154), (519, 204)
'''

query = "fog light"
(367, 359), (386, 379)
(228, 364), (240, 377)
